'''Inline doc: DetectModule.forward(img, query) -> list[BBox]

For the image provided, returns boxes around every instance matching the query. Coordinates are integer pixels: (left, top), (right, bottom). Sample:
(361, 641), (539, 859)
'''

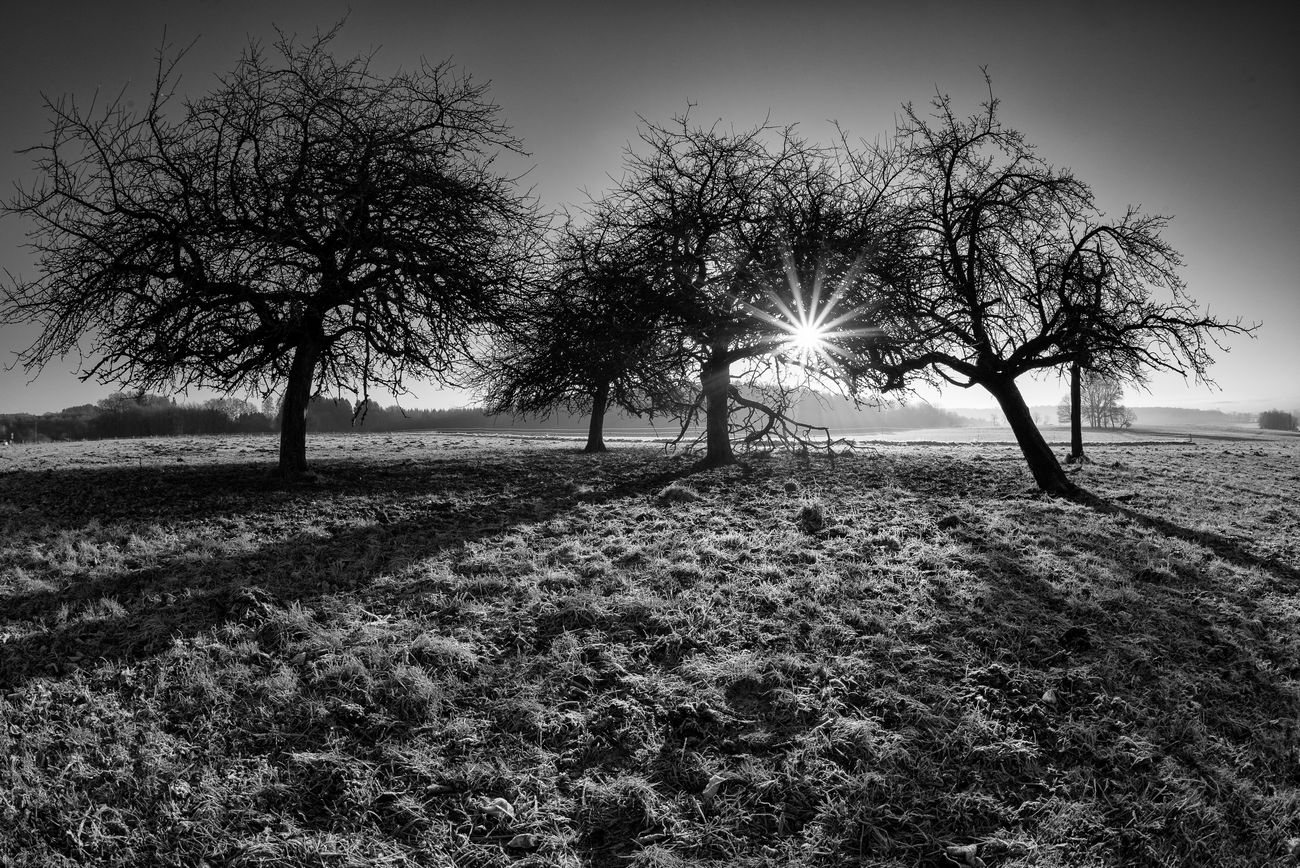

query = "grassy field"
(1, 433), (1298, 866)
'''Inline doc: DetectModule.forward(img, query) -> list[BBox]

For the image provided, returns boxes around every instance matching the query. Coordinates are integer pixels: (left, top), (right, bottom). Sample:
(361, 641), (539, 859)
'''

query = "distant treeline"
(1259, 410), (1298, 432)
(0, 394), (500, 443)
(1025, 405), (1257, 428)
(1, 395), (273, 443)
(1128, 406), (1254, 427)
(1, 390), (975, 443)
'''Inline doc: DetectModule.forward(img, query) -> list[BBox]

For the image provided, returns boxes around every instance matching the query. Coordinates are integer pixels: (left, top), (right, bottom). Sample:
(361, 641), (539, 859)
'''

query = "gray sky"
(2, 1), (1296, 413)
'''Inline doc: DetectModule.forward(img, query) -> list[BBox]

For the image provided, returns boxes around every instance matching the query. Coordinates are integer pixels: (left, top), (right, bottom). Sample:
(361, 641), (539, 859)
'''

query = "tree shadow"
(0, 451), (680, 688)
(1072, 489), (1300, 587)
(0, 447), (806, 688)
(1, 461), (296, 532)
(602, 457), (723, 499)
(2, 447), (1293, 861)
(920, 494), (1297, 861)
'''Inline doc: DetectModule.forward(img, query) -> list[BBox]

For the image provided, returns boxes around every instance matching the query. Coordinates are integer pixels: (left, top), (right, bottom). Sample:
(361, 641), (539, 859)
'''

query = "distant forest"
(0, 394), (489, 443)
(1, 391), (1273, 445)
(1122, 406), (1254, 427)
(0, 391), (975, 443)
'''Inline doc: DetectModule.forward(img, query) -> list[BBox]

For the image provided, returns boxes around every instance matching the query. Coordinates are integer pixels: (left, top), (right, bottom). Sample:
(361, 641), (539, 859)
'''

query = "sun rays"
(788, 322), (830, 356)
(744, 251), (881, 368)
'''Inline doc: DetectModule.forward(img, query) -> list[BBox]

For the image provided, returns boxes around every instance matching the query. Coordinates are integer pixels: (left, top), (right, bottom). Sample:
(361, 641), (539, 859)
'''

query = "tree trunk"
(584, 381), (610, 453)
(1068, 360), (1084, 462)
(985, 375), (1077, 497)
(700, 348), (735, 466)
(278, 341), (320, 476)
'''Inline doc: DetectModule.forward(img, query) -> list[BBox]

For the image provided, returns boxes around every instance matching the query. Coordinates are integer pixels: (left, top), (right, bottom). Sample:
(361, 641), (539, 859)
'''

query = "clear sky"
(2, 1), (1296, 414)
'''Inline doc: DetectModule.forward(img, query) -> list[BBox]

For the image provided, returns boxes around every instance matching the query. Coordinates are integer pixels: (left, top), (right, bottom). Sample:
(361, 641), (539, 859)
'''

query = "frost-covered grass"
(1, 435), (1298, 866)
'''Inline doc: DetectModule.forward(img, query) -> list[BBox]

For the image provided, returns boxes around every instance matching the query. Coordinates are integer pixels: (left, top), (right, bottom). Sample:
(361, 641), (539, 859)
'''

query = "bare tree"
(2, 25), (540, 474)
(473, 218), (693, 452)
(202, 396), (260, 421)
(1081, 373), (1127, 428)
(1259, 410), (1297, 432)
(867, 83), (1254, 495)
(1058, 369), (1135, 455)
(605, 114), (891, 465)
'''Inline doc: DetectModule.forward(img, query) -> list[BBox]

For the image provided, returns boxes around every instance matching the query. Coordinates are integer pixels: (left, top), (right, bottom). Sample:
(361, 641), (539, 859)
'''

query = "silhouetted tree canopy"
(2, 24), (541, 474)
(1258, 410), (1297, 432)
(1056, 372), (1134, 428)
(867, 83), (1255, 494)
(472, 216), (693, 452)
(601, 114), (893, 465)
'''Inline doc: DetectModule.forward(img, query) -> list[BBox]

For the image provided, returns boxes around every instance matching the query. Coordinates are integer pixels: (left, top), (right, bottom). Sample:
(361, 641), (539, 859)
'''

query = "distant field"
(2, 419), (1293, 469)
(1, 434), (1298, 866)
(839, 426), (1190, 444)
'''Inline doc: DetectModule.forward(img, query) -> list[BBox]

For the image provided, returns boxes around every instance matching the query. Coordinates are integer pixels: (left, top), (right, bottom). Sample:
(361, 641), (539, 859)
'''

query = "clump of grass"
(75, 596), (129, 623)
(656, 482), (701, 504)
(626, 844), (691, 867)
(578, 774), (672, 853)
(408, 632), (481, 672)
(795, 498), (826, 534)
(379, 662), (445, 721)
(254, 601), (319, 651)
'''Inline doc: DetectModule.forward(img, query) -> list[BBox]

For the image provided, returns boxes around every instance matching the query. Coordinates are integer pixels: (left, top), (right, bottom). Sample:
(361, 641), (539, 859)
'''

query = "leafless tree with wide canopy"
(865, 83), (1254, 495)
(2, 24), (541, 474)
(600, 114), (896, 466)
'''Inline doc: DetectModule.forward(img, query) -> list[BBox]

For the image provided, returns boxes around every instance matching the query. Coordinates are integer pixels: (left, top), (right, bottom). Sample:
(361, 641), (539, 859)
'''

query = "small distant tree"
(2, 25), (539, 475)
(260, 394), (281, 422)
(304, 396), (356, 433)
(474, 218), (693, 452)
(1059, 369), (1136, 460)
(1081, 373), (1129, 428)
(1259, 410), (1297, 431)
(97, 393), (147, 415)
(202, 397), (259, 421)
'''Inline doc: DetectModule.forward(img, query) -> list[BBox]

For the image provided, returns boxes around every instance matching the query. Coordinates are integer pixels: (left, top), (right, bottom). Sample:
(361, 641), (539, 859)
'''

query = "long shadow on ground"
(1076, 490), (1300, 586)
(3, 446), (1295, 865)
(0, 451), (696, 688)
(925, 494), (1299, 864)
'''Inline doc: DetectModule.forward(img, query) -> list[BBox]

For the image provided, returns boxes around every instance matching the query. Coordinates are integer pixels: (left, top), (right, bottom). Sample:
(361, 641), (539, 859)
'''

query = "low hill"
(1129, 406), (1254, 427)
(1021, 405), (1258, 430)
